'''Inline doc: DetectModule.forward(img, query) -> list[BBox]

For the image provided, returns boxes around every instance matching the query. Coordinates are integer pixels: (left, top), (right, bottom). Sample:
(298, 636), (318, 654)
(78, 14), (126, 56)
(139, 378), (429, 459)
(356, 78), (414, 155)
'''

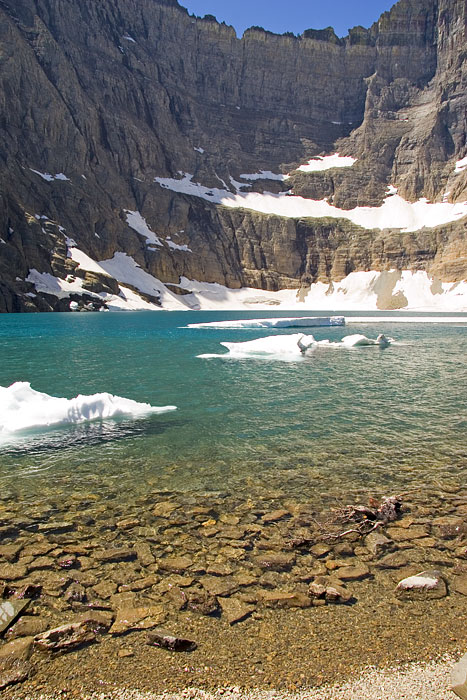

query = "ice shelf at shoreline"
(187, 316), (345, 329)
(0, 382), (176, 435)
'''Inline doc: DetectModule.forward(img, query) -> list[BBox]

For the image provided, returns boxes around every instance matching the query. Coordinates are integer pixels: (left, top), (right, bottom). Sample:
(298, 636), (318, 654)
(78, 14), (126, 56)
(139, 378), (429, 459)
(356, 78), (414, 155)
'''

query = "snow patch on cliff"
(297, 153), (357, 172)
(154, 173), (467, 232)
(125, 210), (163, 246)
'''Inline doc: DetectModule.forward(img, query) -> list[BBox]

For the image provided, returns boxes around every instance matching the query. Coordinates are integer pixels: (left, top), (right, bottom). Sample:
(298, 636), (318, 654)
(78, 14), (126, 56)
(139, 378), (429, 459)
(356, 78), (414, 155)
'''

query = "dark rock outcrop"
(0, 0), (465, 311)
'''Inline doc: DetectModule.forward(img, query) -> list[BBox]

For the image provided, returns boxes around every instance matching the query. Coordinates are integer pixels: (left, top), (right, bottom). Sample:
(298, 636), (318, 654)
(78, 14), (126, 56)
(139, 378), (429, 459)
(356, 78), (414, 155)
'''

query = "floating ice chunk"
(199, 333), (392, 361)
(297, 153), (357, 172)
(187, 316), (345, 329)
(193, 146), (205, 154)
(341, 333), (391, 347)
(122, 34), (136, 43)
(219, 334), (315, 359)
(0, 382), (176, 435)
(125, 210), (163, 246)
(455, 156), (467, 174)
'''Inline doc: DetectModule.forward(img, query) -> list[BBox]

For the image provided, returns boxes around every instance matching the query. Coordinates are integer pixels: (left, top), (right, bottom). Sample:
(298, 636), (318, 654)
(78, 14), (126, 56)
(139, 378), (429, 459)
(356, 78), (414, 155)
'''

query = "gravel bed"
(17, 655), (460, 700)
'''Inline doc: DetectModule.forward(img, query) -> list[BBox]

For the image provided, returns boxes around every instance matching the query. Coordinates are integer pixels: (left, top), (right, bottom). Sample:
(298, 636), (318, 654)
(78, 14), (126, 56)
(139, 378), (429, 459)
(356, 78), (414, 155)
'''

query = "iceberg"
(0, 382), (176, 435)
(187, 316), (345, 329)
(198, 333), (392, 360)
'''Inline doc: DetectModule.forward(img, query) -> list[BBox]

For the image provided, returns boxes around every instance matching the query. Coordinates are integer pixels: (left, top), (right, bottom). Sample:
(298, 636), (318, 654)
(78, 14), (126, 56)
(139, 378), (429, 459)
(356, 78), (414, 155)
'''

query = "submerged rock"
(34, 621), (97, 651)
(146, 628), (197, 652)
(109, 605), (166, 635)
(0, 599), (30, 634)
(219, 597), (255, 625)
(395, 570), (447, 600)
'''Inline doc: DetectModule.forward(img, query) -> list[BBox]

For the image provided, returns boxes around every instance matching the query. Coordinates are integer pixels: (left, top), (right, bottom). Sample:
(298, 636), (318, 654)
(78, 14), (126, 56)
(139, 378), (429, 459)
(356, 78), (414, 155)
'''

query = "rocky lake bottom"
(1, 474), (467, 698)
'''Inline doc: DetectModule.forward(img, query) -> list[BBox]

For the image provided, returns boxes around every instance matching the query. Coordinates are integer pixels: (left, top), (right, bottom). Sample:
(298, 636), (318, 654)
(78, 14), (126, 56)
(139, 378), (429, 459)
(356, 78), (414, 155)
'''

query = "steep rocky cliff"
(0, 0), (465, 311)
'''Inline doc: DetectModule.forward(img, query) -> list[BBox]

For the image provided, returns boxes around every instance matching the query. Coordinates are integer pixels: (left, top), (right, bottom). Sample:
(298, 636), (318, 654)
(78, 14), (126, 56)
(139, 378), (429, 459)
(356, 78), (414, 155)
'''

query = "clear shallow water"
(0, 310), (466, 508)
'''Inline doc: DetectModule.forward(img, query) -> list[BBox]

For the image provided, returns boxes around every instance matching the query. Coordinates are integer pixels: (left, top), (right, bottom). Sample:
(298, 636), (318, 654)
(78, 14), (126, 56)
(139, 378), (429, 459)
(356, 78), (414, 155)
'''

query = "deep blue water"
(0, 310), (466, 508)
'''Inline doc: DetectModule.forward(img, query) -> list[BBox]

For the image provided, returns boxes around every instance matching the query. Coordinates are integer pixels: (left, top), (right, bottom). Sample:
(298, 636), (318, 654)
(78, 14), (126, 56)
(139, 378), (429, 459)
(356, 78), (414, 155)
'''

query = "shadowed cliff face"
(0, 0), (465, 311)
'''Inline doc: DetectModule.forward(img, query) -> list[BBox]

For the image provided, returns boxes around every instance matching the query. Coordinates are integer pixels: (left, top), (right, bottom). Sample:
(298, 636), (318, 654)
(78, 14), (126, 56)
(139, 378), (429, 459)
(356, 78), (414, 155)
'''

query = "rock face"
(0, 0), (466, 311)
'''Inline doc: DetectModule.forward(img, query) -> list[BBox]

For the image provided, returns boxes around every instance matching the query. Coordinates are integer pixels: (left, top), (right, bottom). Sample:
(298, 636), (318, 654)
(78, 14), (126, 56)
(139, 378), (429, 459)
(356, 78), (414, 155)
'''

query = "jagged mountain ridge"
(0, 0), (465, 311)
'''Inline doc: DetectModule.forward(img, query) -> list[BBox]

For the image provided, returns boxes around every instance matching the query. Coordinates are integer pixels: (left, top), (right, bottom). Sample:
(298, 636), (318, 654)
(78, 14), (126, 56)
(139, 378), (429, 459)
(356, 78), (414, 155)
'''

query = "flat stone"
(0, 636), (34, 661)
(325, 584), (353, 603)
(158, 556), (193, 574)
(386, 525), (429, 542)
(452, 576), (467, 597)
(0, 544), (23, 563)
(34, 621), (97, 651)
(0, 599), (30, 634)
(0, 563), (28, 581)
(310, 543), (332, 558)
(146, 627), (197, 651)
(152, 502), (179, 518)
(93, 580), (118, 599)
(119, 575), (158, 592)
(76, 610), (114, 631)
(206, 563), (234, 577)
(395, 569), (447, 600)
(29, 556), (55, 571)
(134, 543), (155, 566)
(336, 563), (371, 581)
(253, 553), (296, 571)
(199, 575), (238, 597)
(262, 510), (290, 523)
(116, 518), (141, 530)
(21, 542), (54, 557)
(219, 597), (254, 624)
(6, 616), (48, 640)
(365, 531), (394, 557)
(94, 548), (136, 563)
(0, 637), (33, 690)
(37, 521), (75, 534)
(374, 552), (409, 569)
(260, 591), (311, 608)
(109, 605), (166, 635)
(451, 651), (467, 700)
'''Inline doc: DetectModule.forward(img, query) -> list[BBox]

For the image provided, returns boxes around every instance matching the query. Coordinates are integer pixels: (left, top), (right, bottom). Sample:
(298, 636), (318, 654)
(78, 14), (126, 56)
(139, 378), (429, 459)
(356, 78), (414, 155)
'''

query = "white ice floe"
(154, 173), (467, 232)
(187, 316), (345, 329)
(297, 153), (357, 172)
(239, 171), (288, 182)
(194, 146), (205, 154)
(122, 34), (136, 43)
(30, 169), (70, 182)
(198, 332), (392, 361)
(125, 210), (163, 247)
(0, 382), (176, 435)
(454, 156), (467, 174)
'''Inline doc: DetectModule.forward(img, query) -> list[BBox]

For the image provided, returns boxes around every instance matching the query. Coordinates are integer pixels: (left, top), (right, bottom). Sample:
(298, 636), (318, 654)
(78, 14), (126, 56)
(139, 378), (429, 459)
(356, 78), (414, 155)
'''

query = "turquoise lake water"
(0, 311), (466, 510)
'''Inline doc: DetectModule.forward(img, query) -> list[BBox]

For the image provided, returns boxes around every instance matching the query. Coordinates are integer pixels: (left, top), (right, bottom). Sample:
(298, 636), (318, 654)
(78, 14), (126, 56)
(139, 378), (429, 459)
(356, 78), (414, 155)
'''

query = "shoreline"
(9, 654), (461, 700)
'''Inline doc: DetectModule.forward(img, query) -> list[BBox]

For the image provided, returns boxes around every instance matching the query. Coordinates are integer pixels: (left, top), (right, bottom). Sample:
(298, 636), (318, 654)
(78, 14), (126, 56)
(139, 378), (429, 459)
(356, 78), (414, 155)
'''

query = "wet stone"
(395, 569), (448, 600)
(325, 584), (353, 604)
(365, 531), (394, 557)
(185, 588), (220, 616)
(386, 525), (429, 542)
(260, 591), (311, 608)
(94, 548), (136, 563)
(0, 636), (33, 690)
(336, 563), (371, 581)
(109, 605), (166, 635)
(375, 551), (409, 569)
(206, 563), (234, 577)
(452, 576), (467, 596)
(0, 563), (29, 581)
(253, 552), (296, 571)
(219, 597), (255, 625)
(76, 610), (114, 631)
(152, 502), (179, 518)
(146, 628), (197, 652)
(29, 556), (55, 571)
(92, 581), (118, 599)
(119, 575), (158, 592)
(37, 521), (75, 534)
(6, 616), (49, 639)
(158, 556), (193, 574)
(199, 576), (238, 597)
(135, 543), (155, 567)
(0, 599), (30, 633)
(34, 621), (97, 651)
(310, 543), (332, 557)
(0, 544), (23, 563)
(262, 510), (290, 523)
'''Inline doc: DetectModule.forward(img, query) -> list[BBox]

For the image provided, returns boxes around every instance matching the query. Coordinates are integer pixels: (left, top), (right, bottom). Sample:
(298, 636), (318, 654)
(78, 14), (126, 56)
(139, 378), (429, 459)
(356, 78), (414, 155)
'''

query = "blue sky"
(180, 1), (396, 38)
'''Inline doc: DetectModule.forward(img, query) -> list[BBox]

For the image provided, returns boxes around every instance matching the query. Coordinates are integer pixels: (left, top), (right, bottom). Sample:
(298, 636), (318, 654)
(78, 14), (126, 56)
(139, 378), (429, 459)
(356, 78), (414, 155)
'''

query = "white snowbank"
(187, 316), (345, 329)
(125, 210), (163, 247)
(239, 171), (288, 181)
(297, 153), (357, 172)
(154, 173), (467, 232)
(455, 156), (467, 174)
(29, 169), (70, 182)
(0, 382), (176, 435)
(198, 333), (392, 361)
